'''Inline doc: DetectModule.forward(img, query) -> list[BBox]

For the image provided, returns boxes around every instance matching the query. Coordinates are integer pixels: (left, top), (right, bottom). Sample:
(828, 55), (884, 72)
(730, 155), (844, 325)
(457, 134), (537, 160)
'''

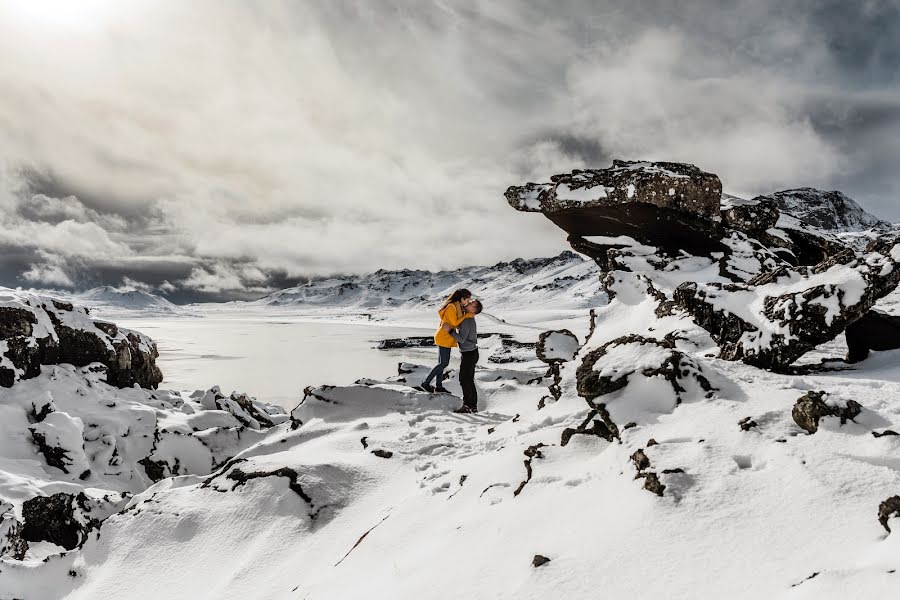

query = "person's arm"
(449, 319), (472, 343)
(443, 303), (469, 327)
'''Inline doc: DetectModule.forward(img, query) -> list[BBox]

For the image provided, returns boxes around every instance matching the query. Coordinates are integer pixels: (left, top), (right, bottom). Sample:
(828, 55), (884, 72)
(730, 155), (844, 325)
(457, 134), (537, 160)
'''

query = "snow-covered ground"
(3, 240), (900, 599)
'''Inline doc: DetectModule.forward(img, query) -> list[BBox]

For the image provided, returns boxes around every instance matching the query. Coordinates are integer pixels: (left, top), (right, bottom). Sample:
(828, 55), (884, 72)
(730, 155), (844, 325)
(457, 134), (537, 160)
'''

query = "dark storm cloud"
(0, 0), (898, 302)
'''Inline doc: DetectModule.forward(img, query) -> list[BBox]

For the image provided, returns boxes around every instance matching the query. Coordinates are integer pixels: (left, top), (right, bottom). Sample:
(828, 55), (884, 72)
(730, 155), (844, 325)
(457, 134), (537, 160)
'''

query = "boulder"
(791, 391), (862, 434)
(574, 335), (716, 430)
(506, 160), (724, 254)
(879, 496), (900, 532)
(674, 236), (900, 369)
(536, 330), (580, 364)
(845, 309), (900, 363)
(21, 492), (92, 551)
(0, 290), (163, 389)
(720, 195), (780, 236)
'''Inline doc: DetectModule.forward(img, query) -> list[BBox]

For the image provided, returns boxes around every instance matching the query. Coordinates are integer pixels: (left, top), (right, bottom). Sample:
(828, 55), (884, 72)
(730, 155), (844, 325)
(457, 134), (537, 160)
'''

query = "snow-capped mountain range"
(250, 250), (604, 311)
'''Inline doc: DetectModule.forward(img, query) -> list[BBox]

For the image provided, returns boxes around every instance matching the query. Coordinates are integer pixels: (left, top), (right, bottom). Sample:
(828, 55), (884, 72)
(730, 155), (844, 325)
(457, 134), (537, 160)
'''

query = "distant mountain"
(758, 188), (891, 232)
(253, 251), (604, 311)
(75, 286), (182, 315)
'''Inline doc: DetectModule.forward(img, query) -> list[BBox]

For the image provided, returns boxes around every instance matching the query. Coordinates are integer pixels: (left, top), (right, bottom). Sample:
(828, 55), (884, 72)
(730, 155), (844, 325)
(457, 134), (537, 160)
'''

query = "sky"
(0, 0), (898, 302)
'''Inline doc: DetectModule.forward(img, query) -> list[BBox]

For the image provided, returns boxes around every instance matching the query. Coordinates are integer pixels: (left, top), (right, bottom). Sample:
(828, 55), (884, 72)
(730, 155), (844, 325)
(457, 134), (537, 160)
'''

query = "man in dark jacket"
(441, 299), (482, 413)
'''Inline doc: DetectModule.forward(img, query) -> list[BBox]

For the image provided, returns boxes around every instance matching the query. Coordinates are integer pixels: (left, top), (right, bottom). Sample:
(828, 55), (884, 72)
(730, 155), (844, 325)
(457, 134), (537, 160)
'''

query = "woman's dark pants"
(424, 346), (451, 386)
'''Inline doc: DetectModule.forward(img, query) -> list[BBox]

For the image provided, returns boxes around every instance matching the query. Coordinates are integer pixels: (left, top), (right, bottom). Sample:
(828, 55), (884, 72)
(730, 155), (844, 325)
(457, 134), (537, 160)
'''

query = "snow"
(554, 182), (610, 203)
(540, 331), (579, 362)
(4, 251), (900, 599)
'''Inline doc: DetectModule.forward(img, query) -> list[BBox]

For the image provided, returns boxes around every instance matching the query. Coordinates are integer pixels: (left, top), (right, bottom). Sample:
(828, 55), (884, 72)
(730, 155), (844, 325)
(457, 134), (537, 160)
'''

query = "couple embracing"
(419, 289), (482, 413)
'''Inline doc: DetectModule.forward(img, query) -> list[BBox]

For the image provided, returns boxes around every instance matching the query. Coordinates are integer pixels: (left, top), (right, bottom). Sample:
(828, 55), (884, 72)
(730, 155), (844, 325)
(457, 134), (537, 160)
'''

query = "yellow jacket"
(434, 301), (472, 348)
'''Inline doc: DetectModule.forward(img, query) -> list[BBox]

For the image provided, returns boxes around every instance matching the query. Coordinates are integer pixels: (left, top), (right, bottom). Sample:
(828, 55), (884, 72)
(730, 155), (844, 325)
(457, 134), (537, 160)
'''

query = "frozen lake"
(115, 314), (437, 409)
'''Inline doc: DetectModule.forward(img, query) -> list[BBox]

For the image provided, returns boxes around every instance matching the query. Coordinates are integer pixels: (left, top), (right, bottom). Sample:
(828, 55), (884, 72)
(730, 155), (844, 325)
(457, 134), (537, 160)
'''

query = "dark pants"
(459, 349), (479, 410)
(424, 346), (452, 386)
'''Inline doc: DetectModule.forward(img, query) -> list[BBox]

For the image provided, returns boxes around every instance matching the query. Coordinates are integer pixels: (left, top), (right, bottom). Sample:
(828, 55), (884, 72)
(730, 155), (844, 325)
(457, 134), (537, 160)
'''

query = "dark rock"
(791, 391), (861, 434)
(630, 449), (651, 471)
(873, 430), (900, 438)
(21, 493), (93, 551)
(1, 298), (163, 389)
(845, 310), (900, 363)
(506, 160), (725, 255)
(513, 443), (547, 496)
(739, 417), (759, 431)
(226, 467), (314, 507)
(792, 391), (835, 434)
(637, 472), (666, 497)
(646, 438), (658, 447)
(878, 496), (900, 532)
(532, 554), (551, 568)
(29, 429), (74, 474)
(720, 196), (779, 236)
(561, 408), (619, 446)
(371, 449), (393, 459)
(378, 336), (435, 350)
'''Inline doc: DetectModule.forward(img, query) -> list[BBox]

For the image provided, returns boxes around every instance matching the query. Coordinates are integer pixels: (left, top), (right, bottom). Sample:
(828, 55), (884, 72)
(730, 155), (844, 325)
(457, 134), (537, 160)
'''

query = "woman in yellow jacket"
(419, 288), (473, 393)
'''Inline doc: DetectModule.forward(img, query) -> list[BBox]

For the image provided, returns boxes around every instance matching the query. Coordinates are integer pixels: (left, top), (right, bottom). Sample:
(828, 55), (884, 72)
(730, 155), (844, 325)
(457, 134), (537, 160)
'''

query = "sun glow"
(2, 0), (116, 30)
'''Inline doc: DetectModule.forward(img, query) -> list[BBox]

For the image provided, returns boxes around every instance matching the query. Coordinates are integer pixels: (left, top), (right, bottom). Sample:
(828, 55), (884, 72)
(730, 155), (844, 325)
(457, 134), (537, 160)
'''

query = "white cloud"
(22, 262), (74, 287)
(0, 0), (898, 295)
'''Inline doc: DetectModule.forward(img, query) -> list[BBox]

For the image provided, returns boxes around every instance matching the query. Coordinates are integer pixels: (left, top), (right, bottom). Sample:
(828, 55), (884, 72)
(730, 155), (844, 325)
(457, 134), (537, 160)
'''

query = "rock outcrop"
(506, 160), (724, 255)
(576, 335), (715, 406)
(791, 391), (862, 434)
(879, 496), (900, 532)
(0, 290), (163, 389)
(674, 237), (900, 369)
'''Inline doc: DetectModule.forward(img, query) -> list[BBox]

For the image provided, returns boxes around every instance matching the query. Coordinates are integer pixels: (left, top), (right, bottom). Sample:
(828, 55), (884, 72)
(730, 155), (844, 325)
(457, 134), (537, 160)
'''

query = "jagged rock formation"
(0, 290), (163, 389)
(674, 237), (900, 369)
(510, 159), (900, 369)
(506, 160), (725, 254)
(0, 358), (287, 562)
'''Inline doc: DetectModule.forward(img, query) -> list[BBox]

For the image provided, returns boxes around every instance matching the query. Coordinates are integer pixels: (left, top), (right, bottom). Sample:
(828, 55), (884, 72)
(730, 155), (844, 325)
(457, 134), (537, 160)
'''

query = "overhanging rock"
(506, 160), (724, 254)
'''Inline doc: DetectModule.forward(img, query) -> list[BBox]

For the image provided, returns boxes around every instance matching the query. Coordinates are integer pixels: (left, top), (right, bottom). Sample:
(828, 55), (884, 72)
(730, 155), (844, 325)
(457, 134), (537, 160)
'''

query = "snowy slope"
(250, 251), (604, 311)
(73, 287), (185, 317)
(2, 259), (900, 598)
(761, 188), (891, 232)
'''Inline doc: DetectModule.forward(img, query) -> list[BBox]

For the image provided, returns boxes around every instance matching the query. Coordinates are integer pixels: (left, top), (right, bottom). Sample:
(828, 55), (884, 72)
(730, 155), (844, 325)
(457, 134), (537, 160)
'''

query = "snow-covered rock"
(536, 330), (579, 363)
(674, 236), (900, 368)
(0, 289), (163, 389)
(506, 160), (724, 254)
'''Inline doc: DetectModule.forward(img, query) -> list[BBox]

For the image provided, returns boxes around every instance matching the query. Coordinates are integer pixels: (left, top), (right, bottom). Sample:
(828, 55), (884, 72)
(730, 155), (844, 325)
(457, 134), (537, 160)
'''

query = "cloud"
(22, 262), (74, 288)
(0, 0), (898, 300)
